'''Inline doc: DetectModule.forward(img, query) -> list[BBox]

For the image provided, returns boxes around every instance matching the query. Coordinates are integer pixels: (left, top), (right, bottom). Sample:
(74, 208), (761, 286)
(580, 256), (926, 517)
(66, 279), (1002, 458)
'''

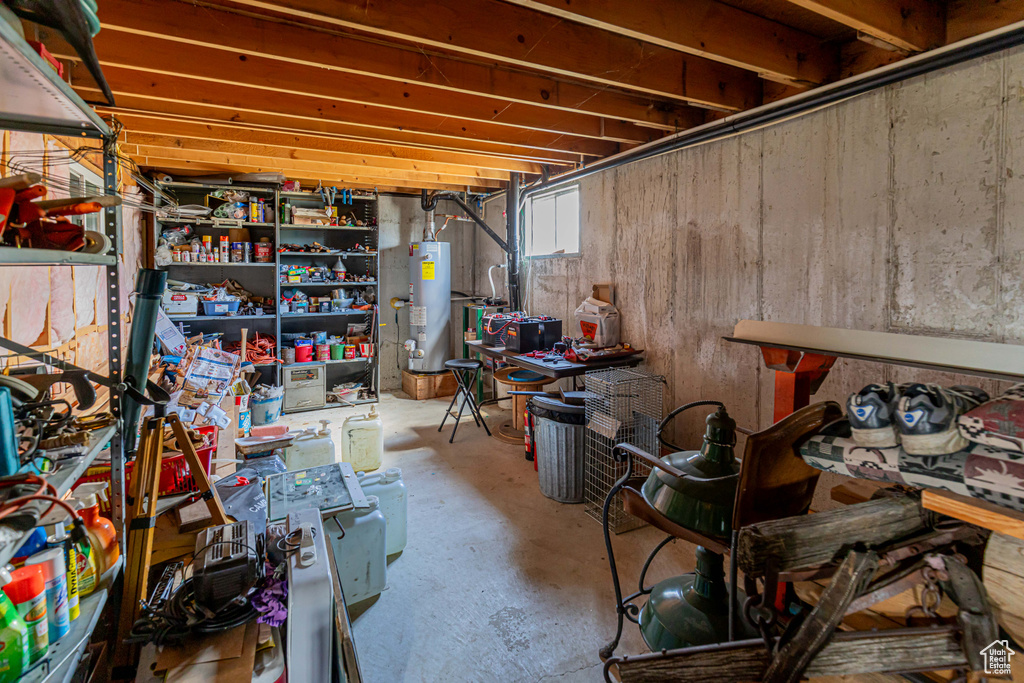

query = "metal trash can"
(530, 396), (587, 503)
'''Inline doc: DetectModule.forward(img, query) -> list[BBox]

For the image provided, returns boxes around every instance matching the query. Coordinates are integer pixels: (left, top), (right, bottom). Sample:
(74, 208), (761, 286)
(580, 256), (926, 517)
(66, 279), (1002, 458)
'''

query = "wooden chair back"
(732, 401), (843, 531)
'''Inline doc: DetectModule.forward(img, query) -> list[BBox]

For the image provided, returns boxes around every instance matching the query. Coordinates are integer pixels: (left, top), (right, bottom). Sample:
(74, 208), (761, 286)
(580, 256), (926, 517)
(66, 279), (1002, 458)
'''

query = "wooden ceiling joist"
(211, 0), (761, 111)
(128, 146), (506, 188)
(121, 132), (514, 181)
(111, 115), (546, 175)
(82, 33), (668, 145)
(74, 68), (620, 158)
(147, 161), (482, 192)
(501, 0), (837, 86)
(96, 101), (586, 167)
(785, 0), (946, 52)
(99, 0), (701, 131)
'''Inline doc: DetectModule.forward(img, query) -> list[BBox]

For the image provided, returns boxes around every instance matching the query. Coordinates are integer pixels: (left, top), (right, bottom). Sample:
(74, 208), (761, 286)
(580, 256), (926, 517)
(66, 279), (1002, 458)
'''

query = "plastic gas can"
(285, 420), (336, 471)
(324, 495), (386, 604)
(356, 468), (407, 555)
(341, 406), (383, 473)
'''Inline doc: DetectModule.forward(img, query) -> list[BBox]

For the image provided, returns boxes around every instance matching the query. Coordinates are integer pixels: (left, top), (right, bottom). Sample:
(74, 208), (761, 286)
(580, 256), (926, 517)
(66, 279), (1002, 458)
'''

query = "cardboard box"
(155, 308), (189, 356)
(402, 370), (457, 400)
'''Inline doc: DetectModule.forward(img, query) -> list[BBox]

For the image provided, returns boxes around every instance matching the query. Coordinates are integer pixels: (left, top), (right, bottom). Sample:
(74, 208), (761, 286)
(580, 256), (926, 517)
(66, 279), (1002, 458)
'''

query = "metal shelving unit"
(0, 22), (125, 683)
(153, 183), (380, 404)
(279, 191), (379, 410)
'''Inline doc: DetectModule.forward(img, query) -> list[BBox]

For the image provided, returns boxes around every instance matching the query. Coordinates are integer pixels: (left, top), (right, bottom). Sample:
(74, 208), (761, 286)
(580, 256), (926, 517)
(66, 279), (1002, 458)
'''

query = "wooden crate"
(402, 370), (457, 400)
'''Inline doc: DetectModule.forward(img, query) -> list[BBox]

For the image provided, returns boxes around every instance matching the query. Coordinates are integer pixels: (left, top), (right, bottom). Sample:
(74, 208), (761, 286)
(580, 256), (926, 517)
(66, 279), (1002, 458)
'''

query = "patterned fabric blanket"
(800, 420), (1024, 512)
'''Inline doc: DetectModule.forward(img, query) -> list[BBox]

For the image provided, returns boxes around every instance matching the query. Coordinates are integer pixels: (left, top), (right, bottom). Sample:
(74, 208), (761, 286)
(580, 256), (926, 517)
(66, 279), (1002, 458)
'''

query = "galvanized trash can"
(530, 396), (587, 503)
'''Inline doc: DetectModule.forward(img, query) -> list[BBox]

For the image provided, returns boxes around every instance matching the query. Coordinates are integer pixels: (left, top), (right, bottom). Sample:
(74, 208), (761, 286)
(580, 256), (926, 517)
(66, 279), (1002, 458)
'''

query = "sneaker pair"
(846, 382), (989, 454)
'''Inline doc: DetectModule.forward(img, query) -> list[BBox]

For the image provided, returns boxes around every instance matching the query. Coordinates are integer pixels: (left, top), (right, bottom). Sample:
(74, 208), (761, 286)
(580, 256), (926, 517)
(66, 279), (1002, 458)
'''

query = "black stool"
(438, 358), (491, 443)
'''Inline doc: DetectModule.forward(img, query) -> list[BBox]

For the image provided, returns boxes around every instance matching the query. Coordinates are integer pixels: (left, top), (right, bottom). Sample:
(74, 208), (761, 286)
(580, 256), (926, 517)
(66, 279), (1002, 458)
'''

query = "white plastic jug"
(285, 420), (336, 471)
(356, 468), (407, 556)
(325, 495), (386, 604)
(342, 406), (383, 472)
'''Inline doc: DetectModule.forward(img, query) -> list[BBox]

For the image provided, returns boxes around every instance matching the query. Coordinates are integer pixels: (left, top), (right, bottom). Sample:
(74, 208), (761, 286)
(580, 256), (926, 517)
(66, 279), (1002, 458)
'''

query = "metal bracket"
(421, 190), (509, 253)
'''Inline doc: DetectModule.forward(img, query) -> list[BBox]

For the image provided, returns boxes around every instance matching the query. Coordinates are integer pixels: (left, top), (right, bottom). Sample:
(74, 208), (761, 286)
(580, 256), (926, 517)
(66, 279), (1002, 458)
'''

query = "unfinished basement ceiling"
(49, 0), (1024, 193)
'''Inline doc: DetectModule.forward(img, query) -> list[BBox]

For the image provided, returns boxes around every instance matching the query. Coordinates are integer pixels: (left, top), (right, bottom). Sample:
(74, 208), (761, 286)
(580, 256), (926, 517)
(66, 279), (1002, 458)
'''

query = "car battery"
(505, 317), (562, 353)
(481, 313), (516, 347)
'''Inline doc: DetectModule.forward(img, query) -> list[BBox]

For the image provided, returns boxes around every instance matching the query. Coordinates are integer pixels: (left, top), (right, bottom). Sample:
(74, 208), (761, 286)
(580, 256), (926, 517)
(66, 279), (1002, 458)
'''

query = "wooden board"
(401, 370), (457, 400)
(921, 489), (1024, 540)
(983, 532), (1024, 644)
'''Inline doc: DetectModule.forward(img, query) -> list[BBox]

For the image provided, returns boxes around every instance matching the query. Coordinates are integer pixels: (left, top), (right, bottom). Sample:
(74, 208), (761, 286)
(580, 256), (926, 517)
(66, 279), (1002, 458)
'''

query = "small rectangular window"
(69, 163), (102, 233)
(525, 185), (580, 257)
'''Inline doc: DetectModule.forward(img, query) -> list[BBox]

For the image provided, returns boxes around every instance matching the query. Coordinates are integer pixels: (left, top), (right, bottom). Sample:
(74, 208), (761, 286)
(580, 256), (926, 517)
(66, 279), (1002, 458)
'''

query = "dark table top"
(465, 340), (643, 379)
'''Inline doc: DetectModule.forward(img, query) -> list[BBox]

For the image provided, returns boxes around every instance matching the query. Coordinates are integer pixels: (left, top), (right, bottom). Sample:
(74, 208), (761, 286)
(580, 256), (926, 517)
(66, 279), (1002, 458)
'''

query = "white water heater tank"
(408, 241), (451, 373)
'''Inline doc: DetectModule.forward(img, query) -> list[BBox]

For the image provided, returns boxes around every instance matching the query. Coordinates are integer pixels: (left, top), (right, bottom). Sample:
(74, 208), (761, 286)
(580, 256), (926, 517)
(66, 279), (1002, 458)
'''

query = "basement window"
(525, 185), (580, 257)
(69, 162), (102, 233)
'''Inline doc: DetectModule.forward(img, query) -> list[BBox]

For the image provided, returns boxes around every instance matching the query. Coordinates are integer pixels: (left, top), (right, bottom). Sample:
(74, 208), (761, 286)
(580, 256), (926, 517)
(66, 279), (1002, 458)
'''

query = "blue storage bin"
(202, 300), (241, 316)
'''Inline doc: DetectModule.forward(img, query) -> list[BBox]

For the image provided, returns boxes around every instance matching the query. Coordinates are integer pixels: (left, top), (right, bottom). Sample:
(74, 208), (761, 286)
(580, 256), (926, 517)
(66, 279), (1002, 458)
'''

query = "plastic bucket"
(252, 395), (284, 425)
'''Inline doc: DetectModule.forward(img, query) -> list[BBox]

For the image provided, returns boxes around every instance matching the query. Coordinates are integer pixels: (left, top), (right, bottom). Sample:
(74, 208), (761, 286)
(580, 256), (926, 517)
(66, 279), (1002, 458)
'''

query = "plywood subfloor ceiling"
(54, 0), (1024, 193)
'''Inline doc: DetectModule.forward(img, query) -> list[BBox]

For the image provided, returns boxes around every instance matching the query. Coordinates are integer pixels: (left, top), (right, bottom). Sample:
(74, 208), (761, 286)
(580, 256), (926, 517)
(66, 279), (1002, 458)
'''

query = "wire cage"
(583, 367), (663, 533)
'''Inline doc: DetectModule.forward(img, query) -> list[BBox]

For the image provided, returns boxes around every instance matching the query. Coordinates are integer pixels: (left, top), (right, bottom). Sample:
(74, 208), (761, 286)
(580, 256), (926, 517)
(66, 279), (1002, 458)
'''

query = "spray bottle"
(45, 525), (78, 622)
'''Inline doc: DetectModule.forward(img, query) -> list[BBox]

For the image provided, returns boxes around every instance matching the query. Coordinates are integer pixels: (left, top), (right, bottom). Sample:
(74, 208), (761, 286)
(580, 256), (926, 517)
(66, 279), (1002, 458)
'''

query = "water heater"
(407, 241), (451, 372)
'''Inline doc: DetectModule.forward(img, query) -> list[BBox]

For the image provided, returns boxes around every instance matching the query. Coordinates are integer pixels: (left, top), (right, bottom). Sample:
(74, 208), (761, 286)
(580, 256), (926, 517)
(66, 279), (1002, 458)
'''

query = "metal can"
(243, 242), (252, 263)
(255, 241), (272, 262)
(316, 344), (330, 361)
(231, 242), (244, 263)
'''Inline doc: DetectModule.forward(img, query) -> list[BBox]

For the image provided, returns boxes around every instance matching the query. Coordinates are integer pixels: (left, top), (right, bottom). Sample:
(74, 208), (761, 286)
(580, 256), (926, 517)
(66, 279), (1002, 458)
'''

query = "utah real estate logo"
(981, 639), (1015, 676)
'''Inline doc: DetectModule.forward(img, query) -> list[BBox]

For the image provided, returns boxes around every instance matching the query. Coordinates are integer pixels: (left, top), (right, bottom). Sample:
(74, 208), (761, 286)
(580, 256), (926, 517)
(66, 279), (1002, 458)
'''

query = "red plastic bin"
(73, 426), (217, 512)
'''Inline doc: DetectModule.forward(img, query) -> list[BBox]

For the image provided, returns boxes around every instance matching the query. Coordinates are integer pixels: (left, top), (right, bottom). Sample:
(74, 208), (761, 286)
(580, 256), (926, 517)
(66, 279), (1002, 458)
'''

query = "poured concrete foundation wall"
(473, 46), (1024, 504)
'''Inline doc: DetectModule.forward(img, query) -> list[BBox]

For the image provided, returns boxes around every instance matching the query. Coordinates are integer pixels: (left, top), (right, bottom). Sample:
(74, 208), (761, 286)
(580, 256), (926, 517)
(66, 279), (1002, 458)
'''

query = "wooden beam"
(112, 115), (547, 175)
(125, 144), (507, 188)
(137, 158), (496, 192)
(73, 68), (619, 157)
(84, 32), (666, 144)
(216, 0), (760, 110)
(99, 105), (583, 166)
(97, 0), (700, 130)
(502, 0), (836, 86)
(948, 0), (1024, 43)
(784, 0), (945, 52)
(122, 134), (512, 181)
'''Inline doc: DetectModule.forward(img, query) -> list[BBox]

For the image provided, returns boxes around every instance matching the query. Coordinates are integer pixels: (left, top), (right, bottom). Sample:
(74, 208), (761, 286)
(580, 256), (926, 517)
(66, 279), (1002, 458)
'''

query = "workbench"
(464, 340), (643, 387)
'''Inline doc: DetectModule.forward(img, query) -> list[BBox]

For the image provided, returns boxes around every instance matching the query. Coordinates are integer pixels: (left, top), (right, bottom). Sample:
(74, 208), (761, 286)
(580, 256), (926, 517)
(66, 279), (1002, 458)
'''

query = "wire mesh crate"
(583, 367), (663, 533)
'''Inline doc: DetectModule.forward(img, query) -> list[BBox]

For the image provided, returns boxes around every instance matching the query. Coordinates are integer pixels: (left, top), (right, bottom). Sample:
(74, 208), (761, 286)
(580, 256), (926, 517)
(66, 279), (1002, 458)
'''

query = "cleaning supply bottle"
(1, 566), (47, 663)
(0, 588), (28, 682)
(45, 525), (77, 621)
(69, 484), (119, 577)
(24, 549), (68, 641)
(342, 406), (383, 473)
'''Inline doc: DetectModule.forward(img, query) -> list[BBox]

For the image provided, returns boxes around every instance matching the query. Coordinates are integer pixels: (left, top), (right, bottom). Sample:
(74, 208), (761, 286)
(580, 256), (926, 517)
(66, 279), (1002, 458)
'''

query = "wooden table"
(464, 340), (643, 389)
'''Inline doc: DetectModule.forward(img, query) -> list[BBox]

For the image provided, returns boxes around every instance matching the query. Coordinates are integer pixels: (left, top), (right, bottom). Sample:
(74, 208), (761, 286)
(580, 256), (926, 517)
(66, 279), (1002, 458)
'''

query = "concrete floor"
(279, 391), (701, 683)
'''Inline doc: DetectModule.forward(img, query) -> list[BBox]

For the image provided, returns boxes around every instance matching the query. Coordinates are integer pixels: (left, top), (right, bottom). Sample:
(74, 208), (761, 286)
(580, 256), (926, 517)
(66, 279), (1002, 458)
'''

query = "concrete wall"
(473, 46), (1024, 505)
(378, 196), (479, 391)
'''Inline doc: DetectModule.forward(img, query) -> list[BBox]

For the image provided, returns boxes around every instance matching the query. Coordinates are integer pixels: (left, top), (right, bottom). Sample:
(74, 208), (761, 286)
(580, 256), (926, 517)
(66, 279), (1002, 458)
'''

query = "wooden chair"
(600, 400), (843, 659)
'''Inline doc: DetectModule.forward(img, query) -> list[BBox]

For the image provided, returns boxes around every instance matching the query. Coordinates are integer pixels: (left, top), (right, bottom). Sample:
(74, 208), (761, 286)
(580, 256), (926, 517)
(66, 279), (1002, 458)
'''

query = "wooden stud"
(921, 489), (1024, 541)
(98, 0), (700, 130)
(784, 0), (945, 53)
(502, 0), (837, 86)
(112, 114), (548, 175)
(122, 132), (516, 181)
(219, 0), (760, 110)
(82, 32), (670, 145)
(128, 146), (506, 189)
